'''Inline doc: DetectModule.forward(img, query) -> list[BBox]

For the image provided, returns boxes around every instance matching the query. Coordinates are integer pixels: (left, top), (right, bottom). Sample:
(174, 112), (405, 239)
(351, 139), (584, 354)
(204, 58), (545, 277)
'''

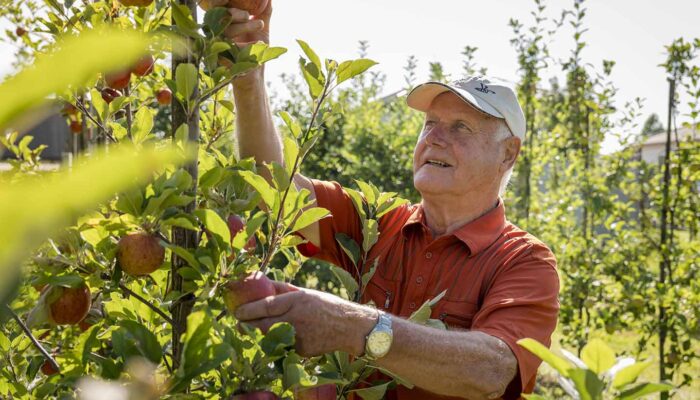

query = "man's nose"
(424, 124), (447, 147)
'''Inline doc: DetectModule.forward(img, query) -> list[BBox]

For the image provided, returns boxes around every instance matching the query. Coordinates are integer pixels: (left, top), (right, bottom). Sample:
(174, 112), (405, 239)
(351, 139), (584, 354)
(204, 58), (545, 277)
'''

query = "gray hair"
(494, 121), (516, 196)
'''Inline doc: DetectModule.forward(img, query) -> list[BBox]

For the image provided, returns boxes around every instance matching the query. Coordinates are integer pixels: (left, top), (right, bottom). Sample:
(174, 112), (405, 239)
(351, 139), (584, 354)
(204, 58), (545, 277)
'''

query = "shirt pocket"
(362, 274), (400, 312)
(434, 299), (479, 330)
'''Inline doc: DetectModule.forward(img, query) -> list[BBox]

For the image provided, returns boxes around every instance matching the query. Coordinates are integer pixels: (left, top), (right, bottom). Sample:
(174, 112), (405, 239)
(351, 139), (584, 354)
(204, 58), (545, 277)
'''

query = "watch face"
(368, 331), (392, 356)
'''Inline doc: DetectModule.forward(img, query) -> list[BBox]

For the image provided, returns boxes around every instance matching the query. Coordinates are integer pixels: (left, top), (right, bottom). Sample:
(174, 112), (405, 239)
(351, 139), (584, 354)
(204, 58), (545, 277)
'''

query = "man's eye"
(455, 123), (471, 132)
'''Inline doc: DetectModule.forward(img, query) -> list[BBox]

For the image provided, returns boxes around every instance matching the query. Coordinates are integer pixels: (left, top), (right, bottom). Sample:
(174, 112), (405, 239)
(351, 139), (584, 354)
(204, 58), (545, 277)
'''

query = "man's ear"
(501, 136), (521, 173)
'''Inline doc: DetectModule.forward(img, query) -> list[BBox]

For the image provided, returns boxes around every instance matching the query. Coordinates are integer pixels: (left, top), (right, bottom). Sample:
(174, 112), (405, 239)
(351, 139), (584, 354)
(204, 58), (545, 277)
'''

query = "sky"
(1, 0), (699, 147)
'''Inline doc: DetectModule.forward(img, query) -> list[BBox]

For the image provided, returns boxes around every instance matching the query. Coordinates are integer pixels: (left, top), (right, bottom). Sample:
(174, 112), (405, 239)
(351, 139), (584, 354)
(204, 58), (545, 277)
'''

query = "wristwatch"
(364, 312), (393, 360)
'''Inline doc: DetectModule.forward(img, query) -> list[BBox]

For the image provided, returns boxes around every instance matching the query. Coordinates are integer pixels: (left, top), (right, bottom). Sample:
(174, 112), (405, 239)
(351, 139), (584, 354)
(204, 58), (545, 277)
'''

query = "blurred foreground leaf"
(0, 26), (160, 130)
(0, 145), (188, 297)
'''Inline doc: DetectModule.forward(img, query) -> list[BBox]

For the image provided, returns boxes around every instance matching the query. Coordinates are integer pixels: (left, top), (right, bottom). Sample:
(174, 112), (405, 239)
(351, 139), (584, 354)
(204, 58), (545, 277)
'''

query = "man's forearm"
(355, 316), (517, 400)
(232, 67), (283, 165)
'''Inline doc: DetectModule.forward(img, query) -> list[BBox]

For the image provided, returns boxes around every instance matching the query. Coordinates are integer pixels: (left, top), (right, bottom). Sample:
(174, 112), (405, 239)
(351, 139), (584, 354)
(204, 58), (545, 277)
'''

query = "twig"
(74, 100), (117, 143)
(4, 304), (60, 373)
(118, 283), (175, 325)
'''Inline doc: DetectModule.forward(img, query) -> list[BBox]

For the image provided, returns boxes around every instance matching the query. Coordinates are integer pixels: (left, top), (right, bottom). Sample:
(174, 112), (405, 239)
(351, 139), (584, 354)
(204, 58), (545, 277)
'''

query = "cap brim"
(406, 82), (504, 119)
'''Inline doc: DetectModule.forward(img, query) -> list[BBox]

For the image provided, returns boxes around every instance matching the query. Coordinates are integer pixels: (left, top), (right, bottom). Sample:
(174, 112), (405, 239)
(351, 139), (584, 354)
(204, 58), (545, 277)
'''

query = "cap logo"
(475, 82), (495, 94)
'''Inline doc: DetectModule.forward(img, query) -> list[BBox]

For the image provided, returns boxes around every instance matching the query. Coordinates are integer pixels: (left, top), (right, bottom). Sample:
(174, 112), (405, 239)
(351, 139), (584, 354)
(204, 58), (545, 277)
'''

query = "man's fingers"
(272, 280), (299, 295)
(246, 317), (283, 333)
(229, 8), (250, 22)
(224, 19), (264, 39)
(235, 291), (297, 321)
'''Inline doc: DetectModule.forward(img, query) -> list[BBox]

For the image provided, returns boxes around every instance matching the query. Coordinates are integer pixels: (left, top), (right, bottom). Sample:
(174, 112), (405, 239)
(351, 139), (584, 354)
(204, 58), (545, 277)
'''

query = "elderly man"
(205, 1), (560, 399)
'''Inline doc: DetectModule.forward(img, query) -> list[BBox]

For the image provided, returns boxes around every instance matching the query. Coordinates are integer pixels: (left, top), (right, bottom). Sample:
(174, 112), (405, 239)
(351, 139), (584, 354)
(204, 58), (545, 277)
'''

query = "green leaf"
(90, 88), (108, 121)
(408, 290), (446, 325)
(350, 381), (391, 400)
(568, 368), (604, 400)
(336, 59), (378, 85)
(112, 320), (162, 364)
(165, 244), (199, 268)
(331, 265), (359, 299)
(283, 353), (318, 389)
(290, 207), (329, 232)
(355, 180), (377, 205)
(269, 161), (290, 192)
(176, 63), (198, 104)
(522, 394), (549, 400)
(172, 3), (201, 38)
(336, 233), (361, 266)
(613, 361), (652, 389)
(236, 170), (277, 209)
(283, 135), (300, 177)
(362, 219), (379, 253)
(517, 338), (571, 378)
(131, 107), (155, 145)
(371, 366), (414, 389)
(203, 7), (231, 37)
(299, 58), (324, 99)
(581, 338), (616, 375)
(296, 39), (322, 72)
(194, 209), (231, 245)
(199, 166), (225, 190)
(361, 260), (378, 292)
(0, 332), (10, 352)
(280, 111), (303, 139)
(260, 322), (295, 359)
(618, 383), (674, 400)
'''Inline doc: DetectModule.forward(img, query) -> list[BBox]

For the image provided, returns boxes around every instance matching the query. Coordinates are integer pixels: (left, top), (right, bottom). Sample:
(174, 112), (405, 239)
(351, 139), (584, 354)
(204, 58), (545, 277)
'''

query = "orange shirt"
(300, 179), (560, 400)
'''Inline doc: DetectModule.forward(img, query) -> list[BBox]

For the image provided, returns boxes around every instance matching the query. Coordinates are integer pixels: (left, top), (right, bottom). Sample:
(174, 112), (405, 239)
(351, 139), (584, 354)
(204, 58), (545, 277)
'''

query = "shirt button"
(416, 276), (423, 284)
(409, 302), (416, 309)
(425, 252), (432, 259)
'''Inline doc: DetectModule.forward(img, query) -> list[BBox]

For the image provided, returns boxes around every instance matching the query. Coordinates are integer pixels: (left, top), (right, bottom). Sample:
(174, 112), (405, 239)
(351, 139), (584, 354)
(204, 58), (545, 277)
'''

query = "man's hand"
(235, 285), (377, 357)
(198, 0), (271, 47)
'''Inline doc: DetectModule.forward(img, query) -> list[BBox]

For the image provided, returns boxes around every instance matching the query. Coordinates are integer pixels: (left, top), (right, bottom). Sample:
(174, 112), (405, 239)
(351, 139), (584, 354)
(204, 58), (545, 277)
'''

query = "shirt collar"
(402, 200), (507, 255)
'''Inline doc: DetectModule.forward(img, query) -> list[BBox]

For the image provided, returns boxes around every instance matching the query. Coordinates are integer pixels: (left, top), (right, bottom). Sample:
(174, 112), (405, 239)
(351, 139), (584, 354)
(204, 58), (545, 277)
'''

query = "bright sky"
(1, 0), (699, 144)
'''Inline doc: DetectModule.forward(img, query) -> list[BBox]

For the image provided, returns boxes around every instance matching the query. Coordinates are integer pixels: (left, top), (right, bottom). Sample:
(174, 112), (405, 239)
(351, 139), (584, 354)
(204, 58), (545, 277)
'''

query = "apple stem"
(4, 304), (60, 373)
(118, 283), (175, 325)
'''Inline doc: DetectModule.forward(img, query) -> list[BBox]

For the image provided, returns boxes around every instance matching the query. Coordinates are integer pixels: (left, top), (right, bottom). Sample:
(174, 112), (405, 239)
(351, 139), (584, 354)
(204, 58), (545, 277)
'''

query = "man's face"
(412, 92), (510, 198)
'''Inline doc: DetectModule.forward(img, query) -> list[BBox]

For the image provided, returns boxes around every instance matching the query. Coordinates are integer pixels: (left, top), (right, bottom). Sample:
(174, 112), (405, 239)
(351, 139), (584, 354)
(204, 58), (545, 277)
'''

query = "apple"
(228, 214), (257, 253)
(119, 0), (154, 6)
(223, 271), (275, 314)
(47, 284), (92, 325)
(232, 391), (279, 400)
(61, 103), (78, 116)
(132, 54), (155, 77)
(69, 120), (82, 134)
(294, 385), (337, 400)
(105, 70), (131, 90)
(15, 27), (26, 37)
(117, 233), (165, 276)
(41, 359), (59, 376)
(156, 88), (172, 105)
(228, 0), (269, 15)
(101, 88), (121, 104)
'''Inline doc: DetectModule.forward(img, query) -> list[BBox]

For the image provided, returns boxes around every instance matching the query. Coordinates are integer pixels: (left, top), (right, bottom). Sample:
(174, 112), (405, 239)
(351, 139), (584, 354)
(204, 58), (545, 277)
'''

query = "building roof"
(643, 125), (698, 145)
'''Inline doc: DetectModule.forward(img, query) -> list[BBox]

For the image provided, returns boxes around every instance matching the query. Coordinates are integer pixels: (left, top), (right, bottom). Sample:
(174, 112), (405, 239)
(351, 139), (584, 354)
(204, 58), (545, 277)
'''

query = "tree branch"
(4, 304), (60, 373)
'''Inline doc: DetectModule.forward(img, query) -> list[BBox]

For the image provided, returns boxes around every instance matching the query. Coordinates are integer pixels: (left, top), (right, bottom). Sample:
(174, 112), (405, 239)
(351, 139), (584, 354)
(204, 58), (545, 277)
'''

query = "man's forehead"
(426, 93), (495, 121)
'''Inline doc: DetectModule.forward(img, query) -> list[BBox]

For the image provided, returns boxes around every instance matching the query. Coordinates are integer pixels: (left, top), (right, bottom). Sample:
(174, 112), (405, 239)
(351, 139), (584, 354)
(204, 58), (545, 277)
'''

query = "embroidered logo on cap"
(475, 82), (496, 94)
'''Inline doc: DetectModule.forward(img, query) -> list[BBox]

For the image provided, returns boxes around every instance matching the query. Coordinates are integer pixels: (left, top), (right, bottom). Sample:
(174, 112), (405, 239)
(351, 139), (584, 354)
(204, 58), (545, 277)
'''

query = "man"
(202, 1), (560, 399)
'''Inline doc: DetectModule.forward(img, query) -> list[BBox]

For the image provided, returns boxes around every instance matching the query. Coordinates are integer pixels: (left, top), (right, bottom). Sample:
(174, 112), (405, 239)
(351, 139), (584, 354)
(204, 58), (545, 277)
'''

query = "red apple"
(61, 103), (78, 116)
(232, 391), (279, 400)
(228, 214), (257, 253)
(132, 54), (155, 77)
(105, 70), (131, 90)
(15, 27), (27, 37)
(294, 385), (336, 400)
(69, 120), (82, 134)
(119, 0), (154, 6)
(41, 359), (59, 376)
(228, 0), (269, 15)
(117, 233), (165, 276)
(223, 271), (275, 314)
(156, 88), (172, 105)
(48, 284), (92, 325)
(101, 88), (121, 104)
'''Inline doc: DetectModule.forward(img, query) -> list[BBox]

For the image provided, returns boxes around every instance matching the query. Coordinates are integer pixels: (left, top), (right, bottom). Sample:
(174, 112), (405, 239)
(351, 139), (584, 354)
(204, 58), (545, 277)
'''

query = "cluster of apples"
(102, 54), (172, 107)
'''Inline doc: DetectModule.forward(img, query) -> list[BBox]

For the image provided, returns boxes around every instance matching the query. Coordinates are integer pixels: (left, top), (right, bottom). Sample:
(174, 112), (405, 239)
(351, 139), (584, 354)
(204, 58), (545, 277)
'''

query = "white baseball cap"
(406, 76), (526, 140)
